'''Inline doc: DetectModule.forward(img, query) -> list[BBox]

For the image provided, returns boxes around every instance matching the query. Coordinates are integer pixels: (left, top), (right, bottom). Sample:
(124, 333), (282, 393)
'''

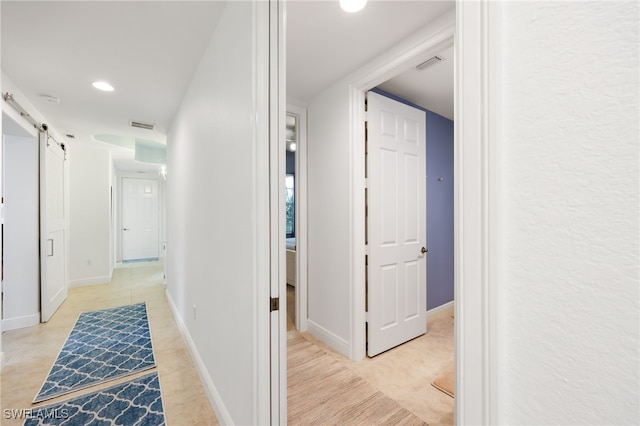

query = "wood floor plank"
(287, 333), (427, 425)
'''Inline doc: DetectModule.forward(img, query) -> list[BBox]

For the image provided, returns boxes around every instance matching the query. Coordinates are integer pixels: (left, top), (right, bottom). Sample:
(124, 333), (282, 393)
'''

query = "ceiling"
(1, 1), (454, 172)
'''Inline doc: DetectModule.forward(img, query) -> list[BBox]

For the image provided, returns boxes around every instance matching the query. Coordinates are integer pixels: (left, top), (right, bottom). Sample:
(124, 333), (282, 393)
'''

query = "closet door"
(40, 132), (67, 322)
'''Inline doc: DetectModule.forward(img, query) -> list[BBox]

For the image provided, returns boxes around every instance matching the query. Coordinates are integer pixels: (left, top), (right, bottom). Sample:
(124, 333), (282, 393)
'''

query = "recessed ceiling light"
(340, 0), (367, 13)
(92, 81), (114, 92)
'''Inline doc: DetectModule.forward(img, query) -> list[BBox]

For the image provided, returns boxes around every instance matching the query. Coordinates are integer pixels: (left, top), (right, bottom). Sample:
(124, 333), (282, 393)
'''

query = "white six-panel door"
(122, 178), (159, 261)
(367, 91), (427, 357)
(40, 134), (67, 322)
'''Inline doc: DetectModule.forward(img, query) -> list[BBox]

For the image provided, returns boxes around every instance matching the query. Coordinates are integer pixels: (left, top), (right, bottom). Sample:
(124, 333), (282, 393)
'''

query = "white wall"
(1, 134), (40, 330)
(166, 2), (270, 424)
(498, 2), (639, 424)
(68, 143), (113, 286)
(306, 83), (352, 354)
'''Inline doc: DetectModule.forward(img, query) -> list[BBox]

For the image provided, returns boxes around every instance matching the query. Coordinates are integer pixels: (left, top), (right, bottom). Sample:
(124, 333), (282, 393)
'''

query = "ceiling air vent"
(130, 120), (155, 131)
(416, 56), (442, 71)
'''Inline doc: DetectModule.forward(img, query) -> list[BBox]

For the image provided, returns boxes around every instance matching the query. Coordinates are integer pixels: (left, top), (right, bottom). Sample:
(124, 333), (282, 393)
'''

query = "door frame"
(286, 103), (308, 332)
(347, 8), (455, 362)
(120, 176), (161, 261)
(344, 3), (501, 424)
(116, 172), (164, 264)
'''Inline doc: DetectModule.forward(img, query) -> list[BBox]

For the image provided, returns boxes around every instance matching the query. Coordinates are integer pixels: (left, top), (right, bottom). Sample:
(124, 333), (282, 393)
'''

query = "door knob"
(421, 247), (428, 254)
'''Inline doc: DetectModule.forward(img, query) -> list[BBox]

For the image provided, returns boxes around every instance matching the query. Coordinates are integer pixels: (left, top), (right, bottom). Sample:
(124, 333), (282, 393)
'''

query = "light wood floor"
(287, 285), (455, 425)
(2, 265), (453, 425)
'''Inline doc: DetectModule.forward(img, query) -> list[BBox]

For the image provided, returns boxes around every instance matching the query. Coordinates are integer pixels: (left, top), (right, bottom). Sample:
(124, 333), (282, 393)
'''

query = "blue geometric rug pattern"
(34, 303), (156, 403)
(25, 372), (165, 426)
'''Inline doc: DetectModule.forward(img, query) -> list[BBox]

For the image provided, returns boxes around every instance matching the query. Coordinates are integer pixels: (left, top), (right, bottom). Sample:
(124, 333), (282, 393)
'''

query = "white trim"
(454, 1), (501, 424)
(0, 352), (5, 371)
(165, 291), (233, 425)
(255, 0), (276, 424)
(307, 319), (350, 358)
(426, 300), (454, 318)
(1, 313), (40, 331)
(286, 103), (308, 333)
(68, 274), (113, 288)
(348, 86), (367, 362)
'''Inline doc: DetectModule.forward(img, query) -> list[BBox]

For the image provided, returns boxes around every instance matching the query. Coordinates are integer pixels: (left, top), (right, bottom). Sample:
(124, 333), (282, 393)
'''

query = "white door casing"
(367, 91), (427, 357)
(40, 132), (67, 322)
(122, 178), (159, 261)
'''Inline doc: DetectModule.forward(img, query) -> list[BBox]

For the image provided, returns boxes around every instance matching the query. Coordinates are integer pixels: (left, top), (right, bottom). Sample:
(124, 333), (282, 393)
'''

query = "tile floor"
(1, 263), (453, 425)
(0, 261), (218, 426)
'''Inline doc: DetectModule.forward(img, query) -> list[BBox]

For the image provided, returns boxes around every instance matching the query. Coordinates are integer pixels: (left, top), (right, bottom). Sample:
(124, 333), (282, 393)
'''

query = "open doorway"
(284, 3), (457, 420)
(1, 111), (40, 331)
(285, 105), (308, 332)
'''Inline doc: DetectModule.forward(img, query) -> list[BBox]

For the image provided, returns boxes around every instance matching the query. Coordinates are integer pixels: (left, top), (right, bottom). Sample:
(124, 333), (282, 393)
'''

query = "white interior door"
(367, 91), (427, 357)
(40, 133), (67, 322)
(122, 178), (159, 261)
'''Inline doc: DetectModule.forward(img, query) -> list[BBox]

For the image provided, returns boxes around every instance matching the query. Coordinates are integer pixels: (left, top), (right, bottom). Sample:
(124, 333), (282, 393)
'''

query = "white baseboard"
(69, 275), (112, 288)
(1, 313), (40, 331)
(307, 319), (350, 358)
(165, 290), (233, 425)
(0, 351), (4, 371)
(427, 300), (454, 319)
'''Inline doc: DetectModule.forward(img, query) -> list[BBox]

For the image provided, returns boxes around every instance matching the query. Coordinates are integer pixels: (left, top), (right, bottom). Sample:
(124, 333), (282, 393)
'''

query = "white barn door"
(367, 91), (427, 357)
(122, 178), (159, 261)
(40, 133), (67, 322)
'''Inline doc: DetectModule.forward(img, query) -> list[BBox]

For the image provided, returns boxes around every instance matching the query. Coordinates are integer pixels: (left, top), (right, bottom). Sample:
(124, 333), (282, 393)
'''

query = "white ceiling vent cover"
(130, 120), (155, 131)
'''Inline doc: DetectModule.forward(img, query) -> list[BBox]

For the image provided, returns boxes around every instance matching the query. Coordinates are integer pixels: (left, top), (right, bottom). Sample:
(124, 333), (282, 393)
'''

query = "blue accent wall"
(425, 112), (454, 309)
(371, 88), (454, 310)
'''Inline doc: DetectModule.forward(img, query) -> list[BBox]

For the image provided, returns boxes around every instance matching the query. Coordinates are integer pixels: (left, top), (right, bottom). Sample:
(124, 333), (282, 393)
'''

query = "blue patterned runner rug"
(25, 372), (165, 426)
(34, 303), (156, 403)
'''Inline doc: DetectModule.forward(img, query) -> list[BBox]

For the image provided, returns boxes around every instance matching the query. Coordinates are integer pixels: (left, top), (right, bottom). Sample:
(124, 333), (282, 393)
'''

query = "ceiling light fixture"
(92, 81), (114, 92)
(340, 0), (367, 13)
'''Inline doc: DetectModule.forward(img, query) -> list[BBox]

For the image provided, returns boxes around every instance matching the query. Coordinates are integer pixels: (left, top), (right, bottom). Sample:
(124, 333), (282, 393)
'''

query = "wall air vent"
(416, 56), (442, 71)
(130, 120), (155, 131)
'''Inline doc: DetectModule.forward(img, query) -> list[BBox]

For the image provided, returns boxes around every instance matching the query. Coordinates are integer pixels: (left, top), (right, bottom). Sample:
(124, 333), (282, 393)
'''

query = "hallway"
(2, 260), (455, 425)
(0, 261), (218, 425)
